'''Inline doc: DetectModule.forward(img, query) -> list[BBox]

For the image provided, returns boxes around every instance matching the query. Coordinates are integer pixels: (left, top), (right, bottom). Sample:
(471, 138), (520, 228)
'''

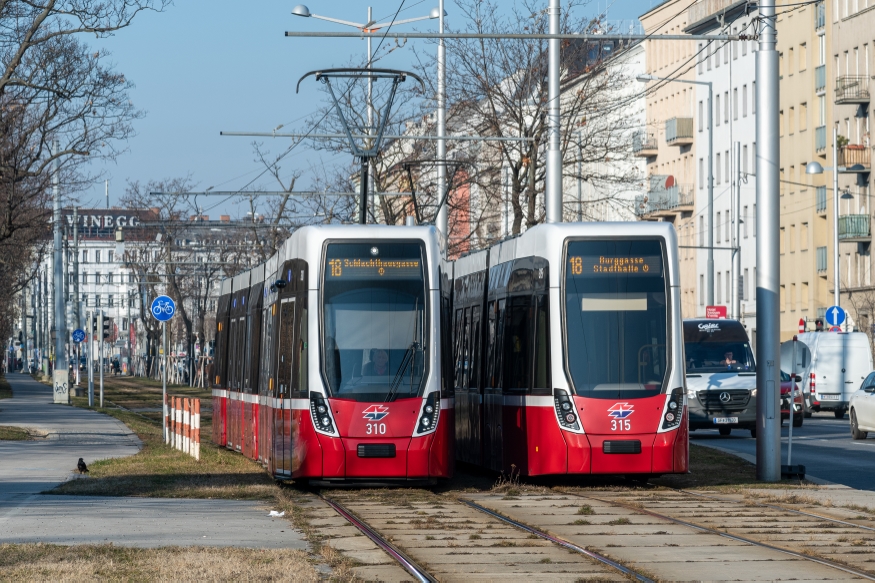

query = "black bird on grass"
(77, 458), (88, 474)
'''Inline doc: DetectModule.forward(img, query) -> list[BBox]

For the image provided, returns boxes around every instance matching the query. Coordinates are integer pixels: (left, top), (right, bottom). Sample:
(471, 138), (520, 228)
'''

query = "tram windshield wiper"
(385, 341), (420, 402)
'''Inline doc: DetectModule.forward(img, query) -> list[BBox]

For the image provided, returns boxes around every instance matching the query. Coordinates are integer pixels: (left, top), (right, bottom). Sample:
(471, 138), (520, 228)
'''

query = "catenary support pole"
(73, 207), (80, 330)
(707, 82), (714, 306)
(833, 126), (840, 307)
(88, 310), (94, 406)
(98, 310), (104, 408)
(52, 140), (67, 394)
(436, 0), (448, 245)
(735, 141), (742, 320)
(545, 0), (562, 223)
(359, 157), (369, 224)
(162, 320), (167, 441)
(755, 0), (781, 482)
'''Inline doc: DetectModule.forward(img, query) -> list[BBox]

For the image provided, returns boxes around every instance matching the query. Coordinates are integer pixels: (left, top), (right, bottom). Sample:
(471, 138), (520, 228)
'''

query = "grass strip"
(0, 426), (32, 441)
(0, 375), (11, 399)
(0, 543), (319, 582)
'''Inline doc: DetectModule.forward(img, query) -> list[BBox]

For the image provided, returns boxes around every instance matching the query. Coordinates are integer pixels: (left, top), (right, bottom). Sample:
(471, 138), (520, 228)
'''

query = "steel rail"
(319, 494), (436, 583)
(460, 499), (654, 583)
(675, 488), (875, 533)
(564, 491), (875, 581)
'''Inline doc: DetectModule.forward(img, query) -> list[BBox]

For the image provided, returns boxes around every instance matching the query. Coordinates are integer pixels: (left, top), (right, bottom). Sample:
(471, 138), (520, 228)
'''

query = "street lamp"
(637, 73), (715, 307)
(292, 5), (444, 225)
(806, 127), (853, 309)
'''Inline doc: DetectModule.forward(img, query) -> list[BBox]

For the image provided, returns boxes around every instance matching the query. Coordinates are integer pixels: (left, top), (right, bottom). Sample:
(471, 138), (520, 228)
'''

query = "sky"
(82, 0), (657, 217)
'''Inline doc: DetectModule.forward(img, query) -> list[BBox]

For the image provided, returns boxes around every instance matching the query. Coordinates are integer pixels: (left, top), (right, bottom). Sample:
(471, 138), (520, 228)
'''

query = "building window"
(698, 100), (704, 131)
(699, 158), (704, 189)
(715, 94), (721, 126)
(698, 43), (704, 73)
(717, 212), (722, 243)
(743, 206), (749, 238)
(699, 216), (704, 246)
(724, 91), (729, 123)
(753, 203), (757, 237)
(129, 273), (134, 283)
(733, 28), (738, 60)
(799, 42), (807, 71)
(700, 274), (705, 306)
(743, 85), (748, 117)
(725, 209), (730, 242)
(108, 294), (114, 308)
(753, 81), (756, 113)
(108, 251), (114, 263)
(95, 295), (101, 308)
(82, 271), (88, 284)
(107, 273), (113, 284)
(716, 153), (721, 184)
(743, 145), (748, 173)
(95, 251), (101, 264)
(743, 268), (749, 301)
(717, 272), (722, 304)
(800, 102), (807, 132)
(733, 88), (738, 120)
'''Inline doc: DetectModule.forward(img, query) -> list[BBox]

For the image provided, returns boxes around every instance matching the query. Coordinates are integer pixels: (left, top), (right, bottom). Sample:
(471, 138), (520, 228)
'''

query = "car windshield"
(563, 239), (669, 399)
(322, 242), (428, 402)
(684, 321), (756, 373)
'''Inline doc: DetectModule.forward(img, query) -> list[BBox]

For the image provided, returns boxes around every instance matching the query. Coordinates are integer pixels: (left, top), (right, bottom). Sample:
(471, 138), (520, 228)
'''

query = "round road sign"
(72, 329), (86, 343)
(150, 295), (176, 322)
(825, 305), (846, 327)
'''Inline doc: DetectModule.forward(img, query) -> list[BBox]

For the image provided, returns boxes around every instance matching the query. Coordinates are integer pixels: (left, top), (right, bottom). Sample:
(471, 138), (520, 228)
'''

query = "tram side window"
(237, 317), (247, 390)
(453, 308), (465, 387)
(228, 320), (238, 389)
(468, 307), (481, 389)
(259, 306), (271, 395)
(441, 294), (453, 397)
(486, 299), (506, 388)
(243, 314), (253, 392)
(533, 294), (551, 391)
(297, 307), (308, 395)
(277, 300), (295, 395)
(503, 296), (533, 391)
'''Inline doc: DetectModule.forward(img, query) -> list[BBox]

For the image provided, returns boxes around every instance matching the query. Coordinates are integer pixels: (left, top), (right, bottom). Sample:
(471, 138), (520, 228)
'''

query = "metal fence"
(836, 76), (870, 103)
(665, 117), (694, 144)
(838, 145), (870, 168)
(839, 214), (870, 240)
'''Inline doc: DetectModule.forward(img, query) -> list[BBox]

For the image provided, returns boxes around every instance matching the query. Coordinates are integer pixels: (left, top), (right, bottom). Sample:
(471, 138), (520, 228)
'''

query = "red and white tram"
(212, 225), (453, 483)
(450, 222), (687, 477)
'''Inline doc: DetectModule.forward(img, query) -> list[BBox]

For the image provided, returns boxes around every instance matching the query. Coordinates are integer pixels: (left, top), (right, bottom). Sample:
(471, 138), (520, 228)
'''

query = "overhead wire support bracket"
(285, 31), (754, 41)
(220, 131), (533, 142)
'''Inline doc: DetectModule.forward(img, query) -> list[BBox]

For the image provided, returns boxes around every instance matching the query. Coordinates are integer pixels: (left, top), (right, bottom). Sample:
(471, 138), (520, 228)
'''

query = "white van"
(796, 332), (873, 418)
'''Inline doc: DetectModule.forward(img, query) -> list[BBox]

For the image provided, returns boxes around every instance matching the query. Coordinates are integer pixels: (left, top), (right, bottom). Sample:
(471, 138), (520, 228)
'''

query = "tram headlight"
(661, 387), (684, 431)
(309, 392), (335, 434)
(416, 392), (440, 435)
(554, 389), (580, 431)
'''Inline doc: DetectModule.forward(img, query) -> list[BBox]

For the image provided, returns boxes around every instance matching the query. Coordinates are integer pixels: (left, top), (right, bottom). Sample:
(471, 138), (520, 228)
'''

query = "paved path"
(691, 412), (875, 490)
(0, 373), (307, 550)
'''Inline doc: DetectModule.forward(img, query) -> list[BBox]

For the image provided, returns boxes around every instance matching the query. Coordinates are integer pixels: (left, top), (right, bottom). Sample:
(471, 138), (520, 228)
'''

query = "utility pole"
(755, 0), (781, 482)
(545, 0), (562, 223)
(73, 207), (80, 330)
(734, 141), (742, 320)
(52, 140), (68, 401)
(88, 310), (94, 406)
(127, 289), (132, 376)
(436, 0), (448, 245)
(98, 310), (104, 407)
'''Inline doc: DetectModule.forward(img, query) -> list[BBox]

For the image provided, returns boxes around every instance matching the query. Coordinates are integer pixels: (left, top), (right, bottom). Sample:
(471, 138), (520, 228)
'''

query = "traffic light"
(91, 317), (99, 333)
(17, 331), (22, 342)
(102, 317), (112, 340)
(815, 318), (824, 332)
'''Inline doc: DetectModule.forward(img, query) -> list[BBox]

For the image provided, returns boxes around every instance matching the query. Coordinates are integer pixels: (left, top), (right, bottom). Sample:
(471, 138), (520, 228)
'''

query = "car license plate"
(713, 417), (738, 424)
(819, 394), (840, 401)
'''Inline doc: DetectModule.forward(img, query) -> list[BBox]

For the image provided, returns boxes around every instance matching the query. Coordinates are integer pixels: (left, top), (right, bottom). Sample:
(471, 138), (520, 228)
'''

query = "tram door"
(483, 299), (505, 472)
(274, 297), (296, 476)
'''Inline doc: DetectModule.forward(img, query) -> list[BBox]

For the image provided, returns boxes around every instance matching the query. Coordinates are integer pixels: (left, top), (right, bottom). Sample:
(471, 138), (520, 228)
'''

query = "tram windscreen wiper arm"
(385, 342), (419, 402)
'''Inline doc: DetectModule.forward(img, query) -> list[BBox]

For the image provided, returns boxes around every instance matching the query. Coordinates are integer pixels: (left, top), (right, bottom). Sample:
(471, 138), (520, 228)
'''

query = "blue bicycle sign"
(71, 329), (86, 343)
(151, 295), (176, 322)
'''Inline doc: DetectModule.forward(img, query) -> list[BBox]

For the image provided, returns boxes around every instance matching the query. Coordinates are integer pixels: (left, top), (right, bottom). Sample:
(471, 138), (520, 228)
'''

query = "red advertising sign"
(705, 305), (727, 319)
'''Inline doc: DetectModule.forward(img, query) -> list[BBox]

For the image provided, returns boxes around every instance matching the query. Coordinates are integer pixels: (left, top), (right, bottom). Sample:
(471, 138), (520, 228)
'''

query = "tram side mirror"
(275, 279), (288, 289)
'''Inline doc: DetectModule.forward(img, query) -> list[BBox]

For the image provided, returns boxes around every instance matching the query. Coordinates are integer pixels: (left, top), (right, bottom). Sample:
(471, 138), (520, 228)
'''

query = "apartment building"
(776, 0), (833, 340)
(831, 0), (875, 341)
(638, 0), (700, 318)
(686, 0), (760, 336)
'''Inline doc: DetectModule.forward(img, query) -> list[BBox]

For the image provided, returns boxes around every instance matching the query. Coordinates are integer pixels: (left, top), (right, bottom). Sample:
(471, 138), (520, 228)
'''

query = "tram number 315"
(611, 419), (631, 431)
(366, 423), (387, 435)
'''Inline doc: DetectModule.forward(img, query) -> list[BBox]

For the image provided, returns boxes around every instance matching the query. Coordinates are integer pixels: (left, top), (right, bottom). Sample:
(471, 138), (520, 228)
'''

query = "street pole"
(833, 126), (840, 307)
(88, 310), (94, 406)
(734, 141), (742, 319)
(545, 0), (562, 223)
(436, 0), (448, 245)
(707, 81), (714, 306)
(576, 132), (582, 221)
(366, 6), (374, 224)
(162, 320), (167, 441)
(127, 289), (132, 376)
(52, 140), (68, 401)
(755, 0), (781, 482)
(73, 207), (80, 330)
(98, 310), (104, 408)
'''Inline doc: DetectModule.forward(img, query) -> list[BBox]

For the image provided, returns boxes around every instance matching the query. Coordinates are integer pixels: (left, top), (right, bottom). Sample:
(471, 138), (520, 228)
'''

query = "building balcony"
(838, 214), (870, 241)
(815, 65), (826, 94)
(665, 117), (694, 146)
(837, 145), (870, 171)
(632, 132), (658, 157)
(635, 180), (694, 219)
(835, 75), (870, 104)
(815, 126), (827, 152)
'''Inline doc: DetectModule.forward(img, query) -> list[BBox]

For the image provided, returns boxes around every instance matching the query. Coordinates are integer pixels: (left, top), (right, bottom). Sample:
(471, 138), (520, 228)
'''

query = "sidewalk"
(0, 373), (308, 550)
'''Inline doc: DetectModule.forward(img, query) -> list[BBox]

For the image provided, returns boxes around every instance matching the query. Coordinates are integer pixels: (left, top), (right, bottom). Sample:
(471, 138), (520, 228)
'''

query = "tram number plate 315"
(713, 417), (738, 424)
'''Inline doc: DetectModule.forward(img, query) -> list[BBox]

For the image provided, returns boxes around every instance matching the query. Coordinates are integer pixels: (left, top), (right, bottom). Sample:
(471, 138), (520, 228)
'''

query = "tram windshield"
(564, 239), (669, 398)
(322, 242), (428, 402)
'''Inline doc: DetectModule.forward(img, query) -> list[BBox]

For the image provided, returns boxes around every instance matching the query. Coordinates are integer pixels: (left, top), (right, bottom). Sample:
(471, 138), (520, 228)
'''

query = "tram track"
(459, 498), (655, 582)
(317, 493), (437, 583)
(562, 489), (875, 581)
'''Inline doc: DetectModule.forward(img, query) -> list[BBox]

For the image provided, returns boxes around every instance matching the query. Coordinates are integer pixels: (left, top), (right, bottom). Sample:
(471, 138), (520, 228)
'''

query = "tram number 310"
(366, 423), (387, 435)
(611, 419), (632, 431)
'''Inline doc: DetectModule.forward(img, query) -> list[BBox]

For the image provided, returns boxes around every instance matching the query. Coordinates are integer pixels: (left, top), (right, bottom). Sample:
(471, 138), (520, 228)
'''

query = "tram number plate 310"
(713, 417), (738, 424)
